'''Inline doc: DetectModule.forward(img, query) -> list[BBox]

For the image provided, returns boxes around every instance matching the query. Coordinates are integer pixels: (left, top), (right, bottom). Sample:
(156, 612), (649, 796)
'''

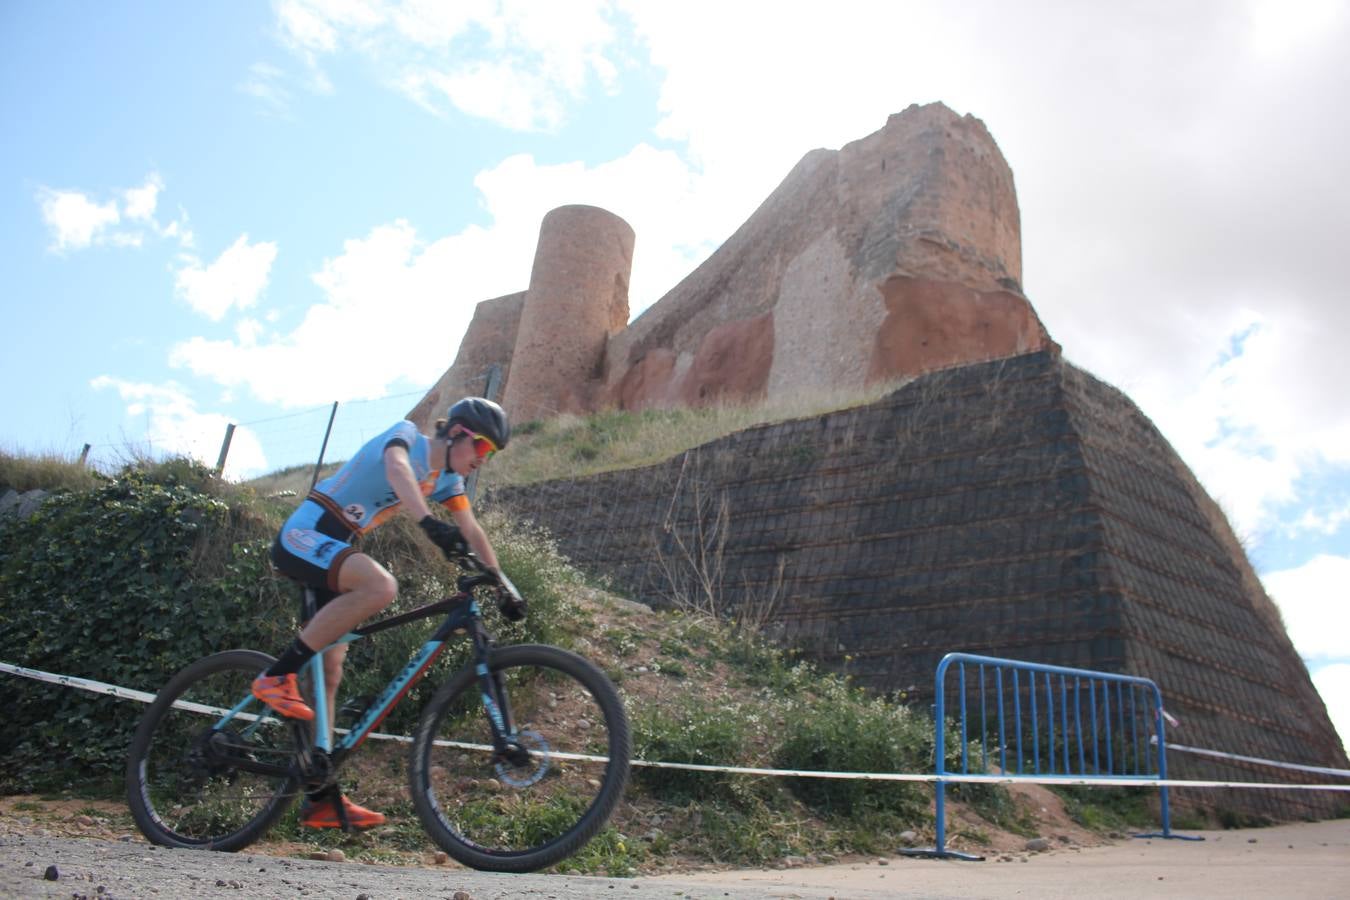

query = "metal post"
(465, 364), (503, 502)
(215, 425), (236, 474)
(311, 402), (339, 491)
(899, 653), (983, 861)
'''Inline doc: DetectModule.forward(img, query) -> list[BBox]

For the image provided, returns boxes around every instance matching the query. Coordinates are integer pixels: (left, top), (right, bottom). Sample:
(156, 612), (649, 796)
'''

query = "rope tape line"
(5, 661), (1349, 792)
(1151, 736), (1350, 779)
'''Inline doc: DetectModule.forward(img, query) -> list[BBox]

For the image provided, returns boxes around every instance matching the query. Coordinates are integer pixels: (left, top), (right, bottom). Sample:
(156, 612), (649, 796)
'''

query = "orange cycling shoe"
(250, 673), (315, 722)
(300, 796), (386, 830)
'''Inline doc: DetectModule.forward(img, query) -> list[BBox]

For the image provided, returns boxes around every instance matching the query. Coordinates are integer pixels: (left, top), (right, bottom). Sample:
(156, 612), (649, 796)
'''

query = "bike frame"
(214, 580), (515, 777)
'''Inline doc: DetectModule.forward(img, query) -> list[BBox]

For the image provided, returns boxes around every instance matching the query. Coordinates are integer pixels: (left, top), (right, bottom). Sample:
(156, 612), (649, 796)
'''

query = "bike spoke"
(129, 652), (299, 848)
(413, 646), (629, 870)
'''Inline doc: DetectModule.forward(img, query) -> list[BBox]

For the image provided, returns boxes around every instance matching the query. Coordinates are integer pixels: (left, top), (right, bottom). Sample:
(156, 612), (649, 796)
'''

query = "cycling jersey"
(311, 420), (469, 533)
(272, 420), (469, 594)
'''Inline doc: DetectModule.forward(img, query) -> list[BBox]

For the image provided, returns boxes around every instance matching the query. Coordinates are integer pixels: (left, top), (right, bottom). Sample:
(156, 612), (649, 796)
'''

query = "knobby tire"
(125, 649), (299, 851)
(409, 644), (631, 872)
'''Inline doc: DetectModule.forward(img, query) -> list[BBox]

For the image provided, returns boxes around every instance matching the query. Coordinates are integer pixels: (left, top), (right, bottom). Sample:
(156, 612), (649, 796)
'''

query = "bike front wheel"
(126, 649), (300, 851)
(409, 644), (631, 872)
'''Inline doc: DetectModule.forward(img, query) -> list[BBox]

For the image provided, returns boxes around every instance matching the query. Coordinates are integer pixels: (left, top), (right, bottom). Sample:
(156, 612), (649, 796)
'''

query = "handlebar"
(453, 552), (527, 621)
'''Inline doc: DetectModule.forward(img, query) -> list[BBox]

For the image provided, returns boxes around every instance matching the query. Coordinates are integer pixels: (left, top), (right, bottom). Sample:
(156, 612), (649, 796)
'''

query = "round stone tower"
(502, 205), (635, 423)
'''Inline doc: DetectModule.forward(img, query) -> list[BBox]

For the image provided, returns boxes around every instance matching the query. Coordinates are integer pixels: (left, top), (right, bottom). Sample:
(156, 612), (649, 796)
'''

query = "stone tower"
(499, 205), (635, 422)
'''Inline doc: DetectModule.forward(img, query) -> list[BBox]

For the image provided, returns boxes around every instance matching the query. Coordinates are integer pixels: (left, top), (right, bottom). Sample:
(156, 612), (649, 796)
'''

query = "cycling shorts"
(271, 495), (358, 605)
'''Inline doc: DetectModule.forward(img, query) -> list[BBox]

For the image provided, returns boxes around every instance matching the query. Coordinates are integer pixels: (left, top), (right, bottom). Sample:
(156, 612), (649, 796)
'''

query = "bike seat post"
(303, 588), (333, 753)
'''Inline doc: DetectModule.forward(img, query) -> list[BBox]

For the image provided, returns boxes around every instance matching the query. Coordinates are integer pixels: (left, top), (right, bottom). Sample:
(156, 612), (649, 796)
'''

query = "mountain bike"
(124, 555), (630, 873)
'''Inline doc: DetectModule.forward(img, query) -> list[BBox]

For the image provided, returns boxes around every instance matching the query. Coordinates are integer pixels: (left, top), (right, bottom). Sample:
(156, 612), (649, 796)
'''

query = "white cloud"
(171, 219), (494, 405)
(122, 174), (164, 222)
(89, 376), (268, 479)
(407, 63), (564, 130)
(1287, 505), (1350, 538)
(1262, 555), (1350, 662)
(39, 188), (120, 251)
(271, 0), (621, 130)
(174, 235), (279, 321)
(239, 62), (296, 116)
(1247, 0), (1347, 58)
(37, 173), (189, 253)
(1310, 662), (1350, 750)
(168, 142), (707, 406)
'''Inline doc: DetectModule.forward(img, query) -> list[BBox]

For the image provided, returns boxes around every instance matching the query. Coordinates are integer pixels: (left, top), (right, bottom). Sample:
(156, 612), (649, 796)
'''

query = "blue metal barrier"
(903, 652), (1201, 860)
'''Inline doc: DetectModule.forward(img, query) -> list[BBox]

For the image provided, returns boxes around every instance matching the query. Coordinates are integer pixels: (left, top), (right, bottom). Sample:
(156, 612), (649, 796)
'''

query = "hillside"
(0, 452), (1154, 874)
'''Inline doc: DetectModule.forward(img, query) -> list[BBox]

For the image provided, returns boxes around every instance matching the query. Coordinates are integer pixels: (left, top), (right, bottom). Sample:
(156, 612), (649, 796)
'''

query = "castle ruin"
(410, 102), (1054, 426)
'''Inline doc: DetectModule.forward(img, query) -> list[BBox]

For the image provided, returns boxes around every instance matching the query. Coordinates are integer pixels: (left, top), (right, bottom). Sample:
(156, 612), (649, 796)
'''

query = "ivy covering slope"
(0, 459), (576, 791)
(0, 463), (293, 788)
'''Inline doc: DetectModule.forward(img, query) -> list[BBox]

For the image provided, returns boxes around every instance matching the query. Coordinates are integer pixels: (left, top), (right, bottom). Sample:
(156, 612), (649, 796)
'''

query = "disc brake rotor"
(495, 730), (550, 787)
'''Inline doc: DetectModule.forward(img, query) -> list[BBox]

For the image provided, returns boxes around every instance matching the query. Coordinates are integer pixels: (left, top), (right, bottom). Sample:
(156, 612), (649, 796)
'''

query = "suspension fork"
(470, 623), (521, 757)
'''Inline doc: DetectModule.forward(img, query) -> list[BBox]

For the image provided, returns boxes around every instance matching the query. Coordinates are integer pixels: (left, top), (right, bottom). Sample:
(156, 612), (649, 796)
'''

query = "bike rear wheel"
(126, 649), (300, 851)
(409, 644), (631, 872)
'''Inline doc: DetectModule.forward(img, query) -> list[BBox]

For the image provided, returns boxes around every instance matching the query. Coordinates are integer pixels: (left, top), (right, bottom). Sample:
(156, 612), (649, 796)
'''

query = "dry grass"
(0, 448), (101, 493)
(485, 377), (915, 488)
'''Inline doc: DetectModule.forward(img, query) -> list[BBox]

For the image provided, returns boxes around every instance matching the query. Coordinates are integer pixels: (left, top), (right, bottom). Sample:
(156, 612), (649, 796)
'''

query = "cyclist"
(251, 396), (522, 830)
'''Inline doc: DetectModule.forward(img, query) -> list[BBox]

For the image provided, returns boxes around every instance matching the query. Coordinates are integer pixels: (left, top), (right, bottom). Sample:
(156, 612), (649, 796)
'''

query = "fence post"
(77, 444), (92, 467)
(900, 654), (984, 860)
(311, 402), (340, 491)
(215, 425), (235, 475)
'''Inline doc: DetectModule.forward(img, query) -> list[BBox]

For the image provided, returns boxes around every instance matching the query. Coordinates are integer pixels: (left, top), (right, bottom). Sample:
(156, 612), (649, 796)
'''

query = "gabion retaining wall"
(487, 351), (1347, 820)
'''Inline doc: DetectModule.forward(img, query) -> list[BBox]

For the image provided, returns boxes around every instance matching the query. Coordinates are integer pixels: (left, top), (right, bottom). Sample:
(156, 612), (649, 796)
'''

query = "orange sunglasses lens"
(470, 434), (497, 460)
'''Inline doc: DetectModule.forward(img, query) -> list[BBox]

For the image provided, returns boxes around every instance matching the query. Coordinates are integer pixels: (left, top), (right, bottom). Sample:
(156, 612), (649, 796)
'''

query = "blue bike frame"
(216, 591), (489, 763)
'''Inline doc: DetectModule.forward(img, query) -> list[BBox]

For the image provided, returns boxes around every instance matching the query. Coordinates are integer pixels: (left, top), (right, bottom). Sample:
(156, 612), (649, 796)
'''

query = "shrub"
(0, 458), (602, 789)
(631, 696), (751, 803)
(773, 680), (933, 819)
(0, 462), (293, 789)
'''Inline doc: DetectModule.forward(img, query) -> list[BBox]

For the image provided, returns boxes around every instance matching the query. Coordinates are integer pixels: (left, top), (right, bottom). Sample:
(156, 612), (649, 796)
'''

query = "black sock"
(264, 636), (317, 677)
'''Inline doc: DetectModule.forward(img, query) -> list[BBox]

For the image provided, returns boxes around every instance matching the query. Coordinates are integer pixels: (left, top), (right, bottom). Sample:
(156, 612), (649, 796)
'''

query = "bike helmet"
(446, 397), (510, 450)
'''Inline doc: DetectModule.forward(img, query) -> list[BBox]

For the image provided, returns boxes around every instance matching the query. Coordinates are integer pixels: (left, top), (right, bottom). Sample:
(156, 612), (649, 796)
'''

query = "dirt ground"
(657, 817), (1350, 899)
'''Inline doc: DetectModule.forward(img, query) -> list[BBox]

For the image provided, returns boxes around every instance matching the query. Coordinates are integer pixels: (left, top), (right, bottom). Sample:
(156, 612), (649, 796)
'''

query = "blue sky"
(3, 1), (1349, 753)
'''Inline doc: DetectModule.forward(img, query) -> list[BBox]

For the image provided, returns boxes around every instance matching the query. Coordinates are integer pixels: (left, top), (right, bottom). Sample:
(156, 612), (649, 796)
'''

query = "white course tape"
(1157, 738), (1350, 780)
(4, 660), (1350, 792)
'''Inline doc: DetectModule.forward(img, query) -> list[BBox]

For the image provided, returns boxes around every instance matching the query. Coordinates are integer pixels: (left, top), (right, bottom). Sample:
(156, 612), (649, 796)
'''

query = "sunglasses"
(465, 430), (498, 461)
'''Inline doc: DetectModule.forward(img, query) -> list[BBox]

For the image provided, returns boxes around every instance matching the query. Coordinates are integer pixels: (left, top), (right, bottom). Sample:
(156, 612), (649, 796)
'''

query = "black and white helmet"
(446, 397), (510, 450)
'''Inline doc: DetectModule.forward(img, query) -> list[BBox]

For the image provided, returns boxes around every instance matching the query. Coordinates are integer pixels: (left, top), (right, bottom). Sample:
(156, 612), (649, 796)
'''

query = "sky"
(3, 1), (1349, 756)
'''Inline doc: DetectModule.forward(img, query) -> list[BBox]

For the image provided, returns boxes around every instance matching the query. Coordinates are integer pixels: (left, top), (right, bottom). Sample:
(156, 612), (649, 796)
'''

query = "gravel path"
(4, 819), (1349, 900)
(0, 832), (788, 900)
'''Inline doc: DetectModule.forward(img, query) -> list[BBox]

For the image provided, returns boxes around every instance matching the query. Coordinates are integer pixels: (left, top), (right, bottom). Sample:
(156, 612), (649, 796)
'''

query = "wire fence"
(60, 387), (437, 484)
(223, 388), (434, 481)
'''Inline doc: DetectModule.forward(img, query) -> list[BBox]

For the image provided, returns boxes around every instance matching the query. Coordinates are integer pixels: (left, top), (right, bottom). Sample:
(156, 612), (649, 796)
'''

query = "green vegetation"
(0, 460), (292, 787)
(1051, 786), (1157, 831)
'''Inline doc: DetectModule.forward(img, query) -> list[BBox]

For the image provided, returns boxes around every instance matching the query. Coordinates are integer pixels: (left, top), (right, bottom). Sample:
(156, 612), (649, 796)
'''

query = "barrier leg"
(899, 778), (985, 861)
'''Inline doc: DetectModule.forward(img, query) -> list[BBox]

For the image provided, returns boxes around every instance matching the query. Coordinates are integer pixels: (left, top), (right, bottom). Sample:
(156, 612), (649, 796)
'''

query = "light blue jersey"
(271, 420), (469, 593)
(313, 420), (469, 534)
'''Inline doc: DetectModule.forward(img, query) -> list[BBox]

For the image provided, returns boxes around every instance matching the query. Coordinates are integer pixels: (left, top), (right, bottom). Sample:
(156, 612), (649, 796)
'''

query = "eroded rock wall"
(408, 291), (526, 431)
(603, 101), (1050, 411)
(420, 103), (1055, 423)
